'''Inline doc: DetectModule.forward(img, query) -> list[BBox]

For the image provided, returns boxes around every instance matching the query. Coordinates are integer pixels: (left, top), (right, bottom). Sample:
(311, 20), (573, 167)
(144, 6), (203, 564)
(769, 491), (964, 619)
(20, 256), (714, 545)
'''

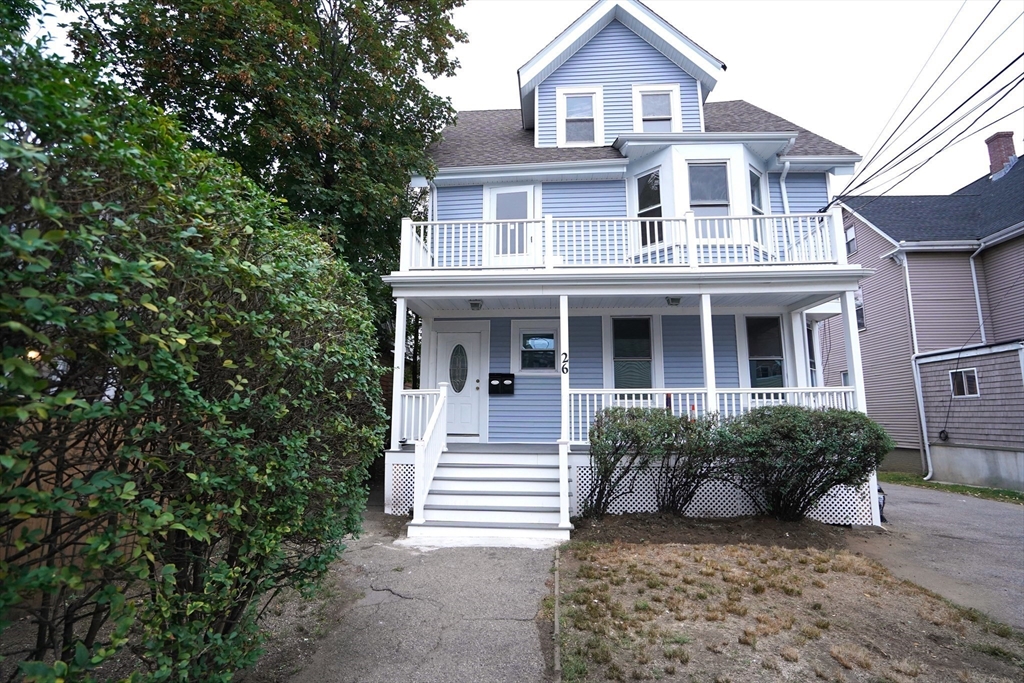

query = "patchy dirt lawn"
(555, 514), (1024, 682)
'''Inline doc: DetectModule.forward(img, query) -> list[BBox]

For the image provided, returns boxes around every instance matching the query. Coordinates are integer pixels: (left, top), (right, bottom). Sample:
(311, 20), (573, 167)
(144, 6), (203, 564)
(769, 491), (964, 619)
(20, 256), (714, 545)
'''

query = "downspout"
(969, 243), (987, 344)
(779, 159), (792, 214)
(428, 180), (438, 222)
(901, 253), (934, 480)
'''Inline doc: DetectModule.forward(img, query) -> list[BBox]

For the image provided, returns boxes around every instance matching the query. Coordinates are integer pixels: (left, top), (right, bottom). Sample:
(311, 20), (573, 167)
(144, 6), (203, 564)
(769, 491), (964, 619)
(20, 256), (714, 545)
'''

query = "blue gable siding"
(662, 314), (738, 388)
(542, 180), (627, 217)
(569, 316), (603, 388)
(436, 185), (483, 220)
(784, 174), (829, 213)
(768, 174), (785, 213)
(487, 317), (561, 442)
(537, 20), (701, 146)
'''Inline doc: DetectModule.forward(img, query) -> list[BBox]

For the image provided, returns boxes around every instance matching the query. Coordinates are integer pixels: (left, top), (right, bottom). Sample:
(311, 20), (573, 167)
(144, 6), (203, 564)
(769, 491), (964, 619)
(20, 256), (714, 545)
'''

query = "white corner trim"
(555, 85), (605, 148)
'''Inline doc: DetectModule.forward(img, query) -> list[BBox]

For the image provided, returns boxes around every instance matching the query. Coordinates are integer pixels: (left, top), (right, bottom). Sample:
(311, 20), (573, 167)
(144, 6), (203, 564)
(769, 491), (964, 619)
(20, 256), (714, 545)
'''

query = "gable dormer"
(518, 0), (725, 148)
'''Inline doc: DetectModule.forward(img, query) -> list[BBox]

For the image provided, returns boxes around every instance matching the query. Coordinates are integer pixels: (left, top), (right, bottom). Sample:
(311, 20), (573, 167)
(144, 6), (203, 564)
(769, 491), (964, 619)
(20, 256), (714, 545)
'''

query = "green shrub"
(655, 414), (729, 516)
(1, 23), (384, 682)
(582, 407), (677, 518)
(728, 406), (893, 521)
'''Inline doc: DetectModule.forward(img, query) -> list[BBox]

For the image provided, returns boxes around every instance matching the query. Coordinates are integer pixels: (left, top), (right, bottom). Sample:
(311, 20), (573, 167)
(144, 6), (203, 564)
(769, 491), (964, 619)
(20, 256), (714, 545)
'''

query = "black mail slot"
(488, 373), (514, 395)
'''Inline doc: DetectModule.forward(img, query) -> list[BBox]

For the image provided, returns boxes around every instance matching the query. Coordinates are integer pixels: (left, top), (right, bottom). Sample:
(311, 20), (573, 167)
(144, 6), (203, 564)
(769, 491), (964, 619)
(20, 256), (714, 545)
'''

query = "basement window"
(950, 368), (979, 397)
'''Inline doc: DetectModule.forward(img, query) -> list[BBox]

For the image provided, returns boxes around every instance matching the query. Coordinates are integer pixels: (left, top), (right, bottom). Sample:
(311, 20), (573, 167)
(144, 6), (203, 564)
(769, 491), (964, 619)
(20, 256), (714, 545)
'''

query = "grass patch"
(877, 471), (1024, 505)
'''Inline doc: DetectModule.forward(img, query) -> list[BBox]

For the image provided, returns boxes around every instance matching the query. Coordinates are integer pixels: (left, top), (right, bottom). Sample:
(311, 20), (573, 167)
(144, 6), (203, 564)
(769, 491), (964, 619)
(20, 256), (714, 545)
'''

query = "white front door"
(437, 332), (482, 437)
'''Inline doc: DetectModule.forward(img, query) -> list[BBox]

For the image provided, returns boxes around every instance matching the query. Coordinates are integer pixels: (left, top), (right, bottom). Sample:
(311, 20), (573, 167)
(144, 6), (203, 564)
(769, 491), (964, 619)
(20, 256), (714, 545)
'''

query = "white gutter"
(779, 159), (792, 214)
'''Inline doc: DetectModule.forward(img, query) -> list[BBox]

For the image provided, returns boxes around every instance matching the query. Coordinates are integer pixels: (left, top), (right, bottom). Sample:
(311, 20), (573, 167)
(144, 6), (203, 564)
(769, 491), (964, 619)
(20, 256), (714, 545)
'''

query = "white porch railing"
(401, 212), (838, 271)
(399, 389), (439, 443)
(412, 383), (448, 525)
(567, 387), (856, 443)
(717, 387), (856, 418)
(568, 389), (709, 443)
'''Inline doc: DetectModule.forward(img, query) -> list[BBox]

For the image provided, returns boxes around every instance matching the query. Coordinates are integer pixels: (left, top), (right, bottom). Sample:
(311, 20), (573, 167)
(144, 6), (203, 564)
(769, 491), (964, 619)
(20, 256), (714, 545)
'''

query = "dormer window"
(556, 86), (604, 146)
(632, 84), (681, 133)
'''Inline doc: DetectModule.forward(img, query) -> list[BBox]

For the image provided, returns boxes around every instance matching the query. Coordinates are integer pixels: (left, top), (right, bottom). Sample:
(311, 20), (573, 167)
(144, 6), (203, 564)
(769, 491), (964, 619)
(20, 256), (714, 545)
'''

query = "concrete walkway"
(848, 483), (1024, 630)
(288, 502), (554, 683)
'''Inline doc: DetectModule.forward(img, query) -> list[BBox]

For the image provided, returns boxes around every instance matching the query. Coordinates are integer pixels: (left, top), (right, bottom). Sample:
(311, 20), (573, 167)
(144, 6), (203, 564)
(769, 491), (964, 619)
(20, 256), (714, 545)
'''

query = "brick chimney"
(985, 131), (1016, 175)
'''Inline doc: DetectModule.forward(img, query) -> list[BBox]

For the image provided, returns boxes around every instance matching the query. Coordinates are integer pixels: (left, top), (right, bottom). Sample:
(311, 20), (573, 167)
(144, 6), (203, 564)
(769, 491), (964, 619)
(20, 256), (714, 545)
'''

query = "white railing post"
(400, 218), (413, 271)
(438, 382), (449, 453)
(390, 298), (407, 451)
(557, 439), (571, 529)
(411, 382), (448, 526)
(840, 291), (867, 413)
(545, 214), (554, 269)
(831, 207), (846, 265)
(684, 211), (698, 268)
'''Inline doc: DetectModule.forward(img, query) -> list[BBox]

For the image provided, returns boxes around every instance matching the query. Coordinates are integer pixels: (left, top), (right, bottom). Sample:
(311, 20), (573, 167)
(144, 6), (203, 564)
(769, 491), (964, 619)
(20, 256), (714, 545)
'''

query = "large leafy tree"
(65, 0), (466, 344)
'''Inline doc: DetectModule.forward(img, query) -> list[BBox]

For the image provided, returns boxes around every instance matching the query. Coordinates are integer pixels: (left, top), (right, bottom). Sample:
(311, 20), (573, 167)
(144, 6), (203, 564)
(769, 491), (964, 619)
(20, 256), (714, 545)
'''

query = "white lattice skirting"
(387, 462), (874, 526)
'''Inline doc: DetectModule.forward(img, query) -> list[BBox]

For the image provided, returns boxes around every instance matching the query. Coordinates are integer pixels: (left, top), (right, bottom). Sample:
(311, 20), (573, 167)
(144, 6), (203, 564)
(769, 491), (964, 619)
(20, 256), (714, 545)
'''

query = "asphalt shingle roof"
(428, 100), (856, 169)
(842, 159), (1024, 242)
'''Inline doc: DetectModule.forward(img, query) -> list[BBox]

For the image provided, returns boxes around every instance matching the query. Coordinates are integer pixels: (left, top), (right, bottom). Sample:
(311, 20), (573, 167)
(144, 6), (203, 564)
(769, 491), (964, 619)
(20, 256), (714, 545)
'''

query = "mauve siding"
(487, 317), (561, 442)
(569, 316), (603, 388)
(783, 174), (829, 213)
(981, 235), (1024, 343)
(822, 212), (920, 449)
(542, 180), (628, 216)
(537, 20), (701, 146)
(919, 350), (1024, 450)
(435, 185), (483, 220)
(907, 251), (983, 352)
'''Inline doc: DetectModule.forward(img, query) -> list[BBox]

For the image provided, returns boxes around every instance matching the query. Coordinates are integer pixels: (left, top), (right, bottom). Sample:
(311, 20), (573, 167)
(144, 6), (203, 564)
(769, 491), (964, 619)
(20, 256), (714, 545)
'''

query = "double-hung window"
(749, 169), (764, 215)
(632, 84), (681, 133)
(689, 163), (730, 218)
(845, 224), (857, 255)
(746, 316), (784, 389)
(855, 288), (865, 330)
(613, 318), (652, 389)
(636, 169), (663, 246)
(511, 321), (557, 374)
(557, 87), (604, 146)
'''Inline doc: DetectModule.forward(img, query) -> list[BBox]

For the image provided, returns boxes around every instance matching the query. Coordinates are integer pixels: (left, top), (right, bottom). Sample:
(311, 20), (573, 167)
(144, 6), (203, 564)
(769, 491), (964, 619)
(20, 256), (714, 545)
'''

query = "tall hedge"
(1, 23), (385, 682)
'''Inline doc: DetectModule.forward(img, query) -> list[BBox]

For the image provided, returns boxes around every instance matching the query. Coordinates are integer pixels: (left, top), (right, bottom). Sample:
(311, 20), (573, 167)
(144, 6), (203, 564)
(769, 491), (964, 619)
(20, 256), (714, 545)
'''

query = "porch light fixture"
(469, 299), (483, 311)
(665, 296), (681, 306)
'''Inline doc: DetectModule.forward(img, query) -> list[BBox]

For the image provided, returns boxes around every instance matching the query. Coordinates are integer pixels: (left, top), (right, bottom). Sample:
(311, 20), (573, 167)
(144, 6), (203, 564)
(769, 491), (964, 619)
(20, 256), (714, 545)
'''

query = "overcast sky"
(427, 0), (1024, 197)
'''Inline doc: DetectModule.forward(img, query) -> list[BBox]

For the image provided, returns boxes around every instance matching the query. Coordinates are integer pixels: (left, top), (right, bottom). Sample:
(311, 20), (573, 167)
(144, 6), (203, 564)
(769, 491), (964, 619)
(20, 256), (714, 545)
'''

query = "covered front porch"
(384, 280), (870, 536)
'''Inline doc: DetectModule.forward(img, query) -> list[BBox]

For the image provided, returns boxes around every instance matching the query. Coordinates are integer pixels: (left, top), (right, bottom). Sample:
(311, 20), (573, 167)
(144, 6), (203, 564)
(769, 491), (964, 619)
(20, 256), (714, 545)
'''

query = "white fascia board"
(613, 132), (794, 159)
(837, 201), (901, 249)
(915, 341), (1023, 365)
(979, 221), (1024, 250)
(432, 159), (628, 185)
(409, 175), (429, 188)
(776, 155), (863, 174)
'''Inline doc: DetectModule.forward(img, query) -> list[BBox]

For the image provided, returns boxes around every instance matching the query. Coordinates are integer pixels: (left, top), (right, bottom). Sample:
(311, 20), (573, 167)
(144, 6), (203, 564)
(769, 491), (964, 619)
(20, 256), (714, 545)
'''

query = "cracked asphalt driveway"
(288, 508), (554, 683)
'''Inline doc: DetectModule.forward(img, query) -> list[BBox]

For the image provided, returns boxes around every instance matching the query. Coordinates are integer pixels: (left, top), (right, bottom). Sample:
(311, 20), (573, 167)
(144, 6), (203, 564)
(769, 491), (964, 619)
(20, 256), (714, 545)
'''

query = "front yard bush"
(655, 414), (729, 516)
(728, 406), (893, 521)
(1, 23), (384, 682)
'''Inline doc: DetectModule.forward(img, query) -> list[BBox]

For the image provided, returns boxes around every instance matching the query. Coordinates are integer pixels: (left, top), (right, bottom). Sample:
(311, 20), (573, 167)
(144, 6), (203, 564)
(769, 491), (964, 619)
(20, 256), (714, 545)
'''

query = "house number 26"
(561, 352), (569, 374)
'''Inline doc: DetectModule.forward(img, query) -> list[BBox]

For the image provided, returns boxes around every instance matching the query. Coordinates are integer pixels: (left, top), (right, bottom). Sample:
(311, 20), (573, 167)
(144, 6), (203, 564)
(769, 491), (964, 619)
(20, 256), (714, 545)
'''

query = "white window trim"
(687, 160), (731, 216)
(632, 83), (682, 133)
(511, 320), (559, 375)
(748, 166), (765, 215)
(949, 367), (980, 398)
(556, 86), (605, 147)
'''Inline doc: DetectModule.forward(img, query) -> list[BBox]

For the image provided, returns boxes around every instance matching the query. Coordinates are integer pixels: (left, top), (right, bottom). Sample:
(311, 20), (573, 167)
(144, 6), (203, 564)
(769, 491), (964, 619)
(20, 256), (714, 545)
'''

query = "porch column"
(559, 295), (570, 440)
(840, 290), (868, 413)
(390, 298), (407, 450)
(791, 310), (809, 387)
(699, 294), (717, 413)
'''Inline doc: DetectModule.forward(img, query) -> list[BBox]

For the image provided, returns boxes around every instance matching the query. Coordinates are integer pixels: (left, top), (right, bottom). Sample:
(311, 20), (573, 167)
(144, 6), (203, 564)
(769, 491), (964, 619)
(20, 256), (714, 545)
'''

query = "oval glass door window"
(449, 344), (468, 393)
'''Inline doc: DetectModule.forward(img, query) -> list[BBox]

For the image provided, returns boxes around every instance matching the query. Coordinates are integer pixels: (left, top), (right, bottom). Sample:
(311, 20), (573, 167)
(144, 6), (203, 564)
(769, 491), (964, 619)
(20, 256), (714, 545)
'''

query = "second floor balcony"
(399, 210), (846, 273)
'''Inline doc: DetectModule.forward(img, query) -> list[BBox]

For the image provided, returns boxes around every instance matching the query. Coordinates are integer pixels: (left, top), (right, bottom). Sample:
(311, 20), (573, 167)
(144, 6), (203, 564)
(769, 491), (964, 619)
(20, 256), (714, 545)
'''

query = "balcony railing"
(400, 211), (841, 272)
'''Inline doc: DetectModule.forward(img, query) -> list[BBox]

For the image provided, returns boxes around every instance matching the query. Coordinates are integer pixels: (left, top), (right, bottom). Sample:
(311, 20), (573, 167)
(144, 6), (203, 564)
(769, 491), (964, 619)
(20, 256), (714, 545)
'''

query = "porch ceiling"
(408, 291), (840, 316)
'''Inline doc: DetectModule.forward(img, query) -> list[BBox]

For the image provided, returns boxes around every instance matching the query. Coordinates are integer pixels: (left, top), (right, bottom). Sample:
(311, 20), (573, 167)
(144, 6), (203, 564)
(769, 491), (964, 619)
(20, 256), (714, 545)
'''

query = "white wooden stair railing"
(411, 382), (448, 525)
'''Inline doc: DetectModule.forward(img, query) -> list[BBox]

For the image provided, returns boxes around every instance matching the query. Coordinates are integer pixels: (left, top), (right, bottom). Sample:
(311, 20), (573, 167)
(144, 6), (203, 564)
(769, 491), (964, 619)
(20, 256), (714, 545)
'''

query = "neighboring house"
(384, 0), (879, 539)
(824, 133), (1023, 490)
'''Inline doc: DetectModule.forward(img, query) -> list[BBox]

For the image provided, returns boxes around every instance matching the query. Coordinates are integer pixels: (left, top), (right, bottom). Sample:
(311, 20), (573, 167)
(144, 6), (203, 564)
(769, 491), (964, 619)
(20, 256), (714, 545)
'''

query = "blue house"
(384, 0), (876, 539)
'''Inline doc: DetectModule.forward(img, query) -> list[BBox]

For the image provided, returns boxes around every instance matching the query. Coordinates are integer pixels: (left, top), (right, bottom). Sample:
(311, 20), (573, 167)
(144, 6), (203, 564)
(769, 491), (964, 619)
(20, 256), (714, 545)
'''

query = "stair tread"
(424, 504), (559, 513)
(410, 520), (565, 530)
(432, 476), (562, 482)
(428, 489), (567, 496)
(437, 463), (559, 469)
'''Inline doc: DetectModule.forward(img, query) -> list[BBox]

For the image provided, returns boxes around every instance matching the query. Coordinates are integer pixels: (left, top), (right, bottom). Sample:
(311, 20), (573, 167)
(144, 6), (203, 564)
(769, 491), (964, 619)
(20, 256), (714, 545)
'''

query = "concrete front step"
(406, 520), (571, 540)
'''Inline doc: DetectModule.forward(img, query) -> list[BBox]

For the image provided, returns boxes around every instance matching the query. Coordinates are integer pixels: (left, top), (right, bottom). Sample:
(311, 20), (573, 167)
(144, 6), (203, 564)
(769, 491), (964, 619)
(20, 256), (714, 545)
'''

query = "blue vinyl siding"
(434, 185), (484, 268)
(783, 174), (828, 213)
(488, 317), (561, 442)
(767, 173), (785, 213)
(537, 20), (701, 146)
(542, 180), (627, 217)
(436, 185), (483, 220)
(662, 315), (738, 388)
(569, 316), (603, 388)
